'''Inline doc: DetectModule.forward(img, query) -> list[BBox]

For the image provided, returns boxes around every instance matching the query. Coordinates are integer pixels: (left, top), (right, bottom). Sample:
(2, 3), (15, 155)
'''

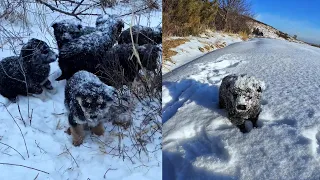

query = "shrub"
(239, 31), (248, 40)
(276, 31), (289, 40)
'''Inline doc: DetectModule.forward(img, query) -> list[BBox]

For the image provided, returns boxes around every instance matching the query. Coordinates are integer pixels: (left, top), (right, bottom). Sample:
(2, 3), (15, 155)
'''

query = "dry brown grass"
(215, 42), (226, 49)
(199, 44), (212, 52)
(163, 38), (189, 64)
(239, 31), (248, 40)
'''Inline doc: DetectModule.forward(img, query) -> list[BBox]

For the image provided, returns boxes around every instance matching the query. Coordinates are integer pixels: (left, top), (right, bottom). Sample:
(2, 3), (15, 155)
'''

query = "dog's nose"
(237, 105), (246, 110)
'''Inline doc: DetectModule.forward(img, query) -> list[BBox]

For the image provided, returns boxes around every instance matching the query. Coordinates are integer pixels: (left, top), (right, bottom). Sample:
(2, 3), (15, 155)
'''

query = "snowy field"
(163, 31), (242, 74)
(163, 38), (320, 179)
(0, 1), (162, 180)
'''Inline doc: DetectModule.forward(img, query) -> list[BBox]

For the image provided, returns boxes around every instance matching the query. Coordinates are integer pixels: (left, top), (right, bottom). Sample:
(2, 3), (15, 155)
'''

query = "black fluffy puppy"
(56, 15), (124, 81)
(65, 70), (116, 146)
(51, 19), (96, 49)
(0, 38), (57, 102)
(97, 43), (160, 88)
(118, 25), (162, 45)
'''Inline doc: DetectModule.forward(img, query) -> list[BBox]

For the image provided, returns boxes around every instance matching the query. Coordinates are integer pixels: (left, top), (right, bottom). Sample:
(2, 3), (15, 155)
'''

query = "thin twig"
(29, 108), (33, 126)
(65, 145), (79, 167)
(0, 103), (29, 158)
(71, 0), (85, 14)
(35, 140), (47, 154)
(34, 173), (39, 180)
(0, 142), (25, 160)
(119, 6), (149, 17)
(35, 0), (81, 20)
(0, 163), (49, 174)
(103, 168), (117, 179)
(17, 102), (26, 127)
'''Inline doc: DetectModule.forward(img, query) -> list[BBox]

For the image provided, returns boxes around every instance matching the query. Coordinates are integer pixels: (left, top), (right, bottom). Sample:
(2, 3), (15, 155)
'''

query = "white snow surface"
(0, 2), (162, 180)
(163, 38), (320, 180)
(163, 31), (242, 75)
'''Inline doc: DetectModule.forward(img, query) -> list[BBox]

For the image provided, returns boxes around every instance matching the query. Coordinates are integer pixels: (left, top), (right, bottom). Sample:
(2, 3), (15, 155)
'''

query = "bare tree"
(218, 0), (253, 16)
(217, 0), (254, 31)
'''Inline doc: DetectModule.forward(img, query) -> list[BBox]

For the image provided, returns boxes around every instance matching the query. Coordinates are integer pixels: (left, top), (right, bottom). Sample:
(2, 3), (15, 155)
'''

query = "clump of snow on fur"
(59, 14), (124, 57)
(233, 74), (265, 91)
(52, 19), (82, 27)
(67, 70), (115, 98)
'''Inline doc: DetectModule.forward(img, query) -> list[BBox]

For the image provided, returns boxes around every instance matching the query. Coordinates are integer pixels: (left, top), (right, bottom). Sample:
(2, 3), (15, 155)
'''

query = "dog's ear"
(257, 86), (262, 93)
(257, 81), (266, 92)
(51, 23), (57, 28)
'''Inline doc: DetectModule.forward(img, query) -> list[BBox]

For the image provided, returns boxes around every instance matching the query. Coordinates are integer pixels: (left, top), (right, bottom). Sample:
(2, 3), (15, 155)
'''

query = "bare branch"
(35, 0), (81, 20)
(17, 102), (26, 127)
(72, 0), (85, 14)
(0, 103), (29, 158)
(0, 141), (25, 160)
(0, 162), (49, 174)
(65, 145), (79, 167)
(103, 168), (117, 178)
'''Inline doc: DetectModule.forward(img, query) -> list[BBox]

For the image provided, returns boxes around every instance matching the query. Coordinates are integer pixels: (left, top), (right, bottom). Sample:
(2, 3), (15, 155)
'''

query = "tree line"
(163, 0), (254, 36)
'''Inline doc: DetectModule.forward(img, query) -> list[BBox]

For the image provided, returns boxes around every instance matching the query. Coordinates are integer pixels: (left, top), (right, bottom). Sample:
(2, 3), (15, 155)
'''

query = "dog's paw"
(72, 137), (84, 146)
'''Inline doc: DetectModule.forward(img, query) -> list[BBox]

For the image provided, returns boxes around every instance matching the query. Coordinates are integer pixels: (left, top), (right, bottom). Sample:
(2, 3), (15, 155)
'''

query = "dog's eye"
(42, 49), (49, 54)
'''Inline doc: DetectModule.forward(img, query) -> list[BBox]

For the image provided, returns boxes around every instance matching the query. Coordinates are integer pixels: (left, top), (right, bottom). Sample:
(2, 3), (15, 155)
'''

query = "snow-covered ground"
(0, 2), (162, 180)
(163, 31), (243, 74)
(163, 38), (320, 179)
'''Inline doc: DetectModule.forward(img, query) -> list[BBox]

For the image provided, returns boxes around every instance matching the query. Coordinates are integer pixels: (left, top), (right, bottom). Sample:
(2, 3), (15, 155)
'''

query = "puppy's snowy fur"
(0, 38), (57, 102)
(65, 71), (116, 146)
(219, 74), (265, 132)
(51, 19), (96, 49)
(118, 25), (162, 45)
(56, 15), (124, 81)
(96, 43), (161, 88)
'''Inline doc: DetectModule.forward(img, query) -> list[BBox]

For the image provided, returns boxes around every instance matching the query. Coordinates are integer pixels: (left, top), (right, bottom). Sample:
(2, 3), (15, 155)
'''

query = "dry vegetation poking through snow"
(162, 30), (242, 74)
(0, 0), (162, 179)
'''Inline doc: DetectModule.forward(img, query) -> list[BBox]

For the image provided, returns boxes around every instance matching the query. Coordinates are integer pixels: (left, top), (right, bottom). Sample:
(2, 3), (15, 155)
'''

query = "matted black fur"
(118, 25), (162, 45)
(96, 43), (160, 88)
(65, 71), (116, 127)
(56, 15), (124, 81)
(0, 38), (57, 101)
(51, 20), (96, 49)
(219, 74), (265, 133)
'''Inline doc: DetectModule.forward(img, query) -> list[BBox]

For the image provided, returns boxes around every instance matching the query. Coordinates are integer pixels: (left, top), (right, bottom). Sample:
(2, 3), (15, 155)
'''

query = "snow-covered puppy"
(96, 43), (160, 88)
(51, 19), (96, 49)
(118, 25), (162, 45)
(56, 14), (124, 81)
(0, 38), (57, 102)
(219, 74), (265, 132)
(65, 71), (116, 146)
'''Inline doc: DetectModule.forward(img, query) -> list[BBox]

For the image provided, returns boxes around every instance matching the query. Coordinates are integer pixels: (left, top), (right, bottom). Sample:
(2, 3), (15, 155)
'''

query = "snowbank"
(163, 31), (243, 74)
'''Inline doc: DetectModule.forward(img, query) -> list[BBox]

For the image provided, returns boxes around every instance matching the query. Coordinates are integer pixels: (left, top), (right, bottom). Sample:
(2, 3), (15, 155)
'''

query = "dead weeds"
(163, 38), (189, 64)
